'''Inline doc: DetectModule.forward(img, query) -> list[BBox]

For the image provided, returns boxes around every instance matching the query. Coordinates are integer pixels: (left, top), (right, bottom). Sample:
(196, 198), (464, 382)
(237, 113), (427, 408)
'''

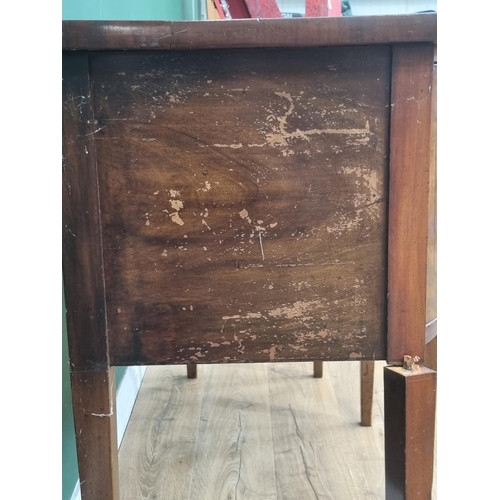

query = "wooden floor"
(118, 361), (436, 499)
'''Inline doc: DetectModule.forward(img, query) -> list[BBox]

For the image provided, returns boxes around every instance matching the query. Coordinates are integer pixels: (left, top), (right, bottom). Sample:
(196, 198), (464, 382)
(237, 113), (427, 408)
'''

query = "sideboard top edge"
(62, 14), (436, 51)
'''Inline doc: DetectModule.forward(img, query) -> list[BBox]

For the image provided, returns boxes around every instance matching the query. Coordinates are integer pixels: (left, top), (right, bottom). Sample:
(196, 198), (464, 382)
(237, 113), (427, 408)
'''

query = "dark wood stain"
(88, 46), (391, 365)
(62, 51), (109, 371)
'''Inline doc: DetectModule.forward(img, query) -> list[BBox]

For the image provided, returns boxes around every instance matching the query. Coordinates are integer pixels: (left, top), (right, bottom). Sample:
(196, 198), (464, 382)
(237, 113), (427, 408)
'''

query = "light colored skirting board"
(70, 366), (147, 500)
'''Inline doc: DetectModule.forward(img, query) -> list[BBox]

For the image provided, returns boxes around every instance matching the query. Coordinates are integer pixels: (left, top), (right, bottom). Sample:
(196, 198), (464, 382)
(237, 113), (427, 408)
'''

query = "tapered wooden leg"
(71, 368), (119, 500)
(313, 361), (323, 378)
(187, 364), (197, 379)
(360, 360), (375, 426)
(384, 366), (436, 500)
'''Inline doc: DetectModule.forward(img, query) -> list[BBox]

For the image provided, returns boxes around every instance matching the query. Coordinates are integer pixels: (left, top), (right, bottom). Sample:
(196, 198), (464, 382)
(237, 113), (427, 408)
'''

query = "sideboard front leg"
(71, 368), (120, 500)
(384, 365), (436, 500)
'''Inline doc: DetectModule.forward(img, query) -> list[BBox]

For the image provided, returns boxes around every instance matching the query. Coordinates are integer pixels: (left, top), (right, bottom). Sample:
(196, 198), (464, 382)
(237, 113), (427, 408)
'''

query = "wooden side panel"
(387, 44), (434, 363)
(62, 15), (437, 51)
(384, 366), (436, 500)
(71, 369), (119, 500)
(62, 52), (109, 371)
(89, 47), (391, 365)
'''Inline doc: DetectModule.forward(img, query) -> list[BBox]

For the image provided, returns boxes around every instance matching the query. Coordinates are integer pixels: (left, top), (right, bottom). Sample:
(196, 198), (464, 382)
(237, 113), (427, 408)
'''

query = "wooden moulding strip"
(62, 14), (436, 51)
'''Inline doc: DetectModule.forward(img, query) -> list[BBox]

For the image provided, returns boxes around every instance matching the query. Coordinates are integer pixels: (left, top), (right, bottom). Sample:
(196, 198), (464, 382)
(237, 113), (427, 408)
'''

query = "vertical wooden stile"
(387, 44), (435, 363)
(63, 51), (119, 500)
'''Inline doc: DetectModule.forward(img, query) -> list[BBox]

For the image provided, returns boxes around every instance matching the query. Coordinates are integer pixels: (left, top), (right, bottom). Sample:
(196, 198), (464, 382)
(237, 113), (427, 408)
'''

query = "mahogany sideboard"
(63, 13), (437, 500)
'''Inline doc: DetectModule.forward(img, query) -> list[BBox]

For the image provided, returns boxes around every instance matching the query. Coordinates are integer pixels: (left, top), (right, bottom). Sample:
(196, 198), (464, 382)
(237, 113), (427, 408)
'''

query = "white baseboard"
(70, 366), (147, 500)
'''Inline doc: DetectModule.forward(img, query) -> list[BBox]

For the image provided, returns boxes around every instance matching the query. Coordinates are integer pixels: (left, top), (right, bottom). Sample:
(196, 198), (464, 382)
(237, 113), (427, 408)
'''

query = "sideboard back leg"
(186, 364), (197, 379)
(313, 361), (323, 378)
(360, 360), (375, 426)
(384, 365), (436, 500)
(71, 368), (120, 500)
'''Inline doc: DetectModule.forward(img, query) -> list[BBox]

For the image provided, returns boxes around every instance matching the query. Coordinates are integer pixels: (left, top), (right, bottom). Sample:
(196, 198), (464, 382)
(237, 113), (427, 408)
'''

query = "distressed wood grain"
(89, 46), (391, 365)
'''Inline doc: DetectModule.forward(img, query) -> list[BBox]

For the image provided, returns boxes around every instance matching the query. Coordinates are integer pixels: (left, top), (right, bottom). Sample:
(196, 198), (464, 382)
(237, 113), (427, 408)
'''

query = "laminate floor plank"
(188, 364), (276, 500)
(118, 365), (205, 499)
(268, 363), (353, 499)
(117, 361), (436, 500)
(326, 361), (385, 499)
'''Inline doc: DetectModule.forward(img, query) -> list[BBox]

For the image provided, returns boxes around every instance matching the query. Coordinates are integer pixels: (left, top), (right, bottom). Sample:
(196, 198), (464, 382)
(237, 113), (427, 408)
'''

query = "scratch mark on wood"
(258, 231), (265, 260)
(78, 125), (106, 138)
(158, 29), (190, 41)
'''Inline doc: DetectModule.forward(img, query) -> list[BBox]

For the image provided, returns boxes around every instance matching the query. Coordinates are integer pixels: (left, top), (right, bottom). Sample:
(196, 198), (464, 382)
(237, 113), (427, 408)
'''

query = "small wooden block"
(187, 364), (197, 379)
(313, 361), (323, 378)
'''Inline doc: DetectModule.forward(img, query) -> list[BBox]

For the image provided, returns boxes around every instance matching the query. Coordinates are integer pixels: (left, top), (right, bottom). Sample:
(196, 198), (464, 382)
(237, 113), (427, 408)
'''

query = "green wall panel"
(63, 0), (199, 21)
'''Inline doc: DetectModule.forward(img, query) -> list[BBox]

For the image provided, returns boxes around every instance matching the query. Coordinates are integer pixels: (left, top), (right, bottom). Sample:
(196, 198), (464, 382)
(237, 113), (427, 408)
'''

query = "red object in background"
(212, 0), (342, 20)
(224, 0), (250, 18)
(244, 0), (282, 18)
(214, 0), (282, 19)
(306, 0), (342, 17)
(211, 0), (228, 18)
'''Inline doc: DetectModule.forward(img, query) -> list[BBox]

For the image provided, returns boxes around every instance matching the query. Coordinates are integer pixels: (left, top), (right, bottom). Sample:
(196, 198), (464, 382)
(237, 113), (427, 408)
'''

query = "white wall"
(275, 0), (436, 17)
(349, 0), (436, 16)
